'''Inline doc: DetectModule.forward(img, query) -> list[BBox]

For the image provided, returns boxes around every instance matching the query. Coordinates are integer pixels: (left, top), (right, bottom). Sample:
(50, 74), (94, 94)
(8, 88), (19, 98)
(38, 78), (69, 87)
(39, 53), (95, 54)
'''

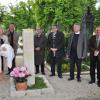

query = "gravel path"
(0, 68), (100, 100)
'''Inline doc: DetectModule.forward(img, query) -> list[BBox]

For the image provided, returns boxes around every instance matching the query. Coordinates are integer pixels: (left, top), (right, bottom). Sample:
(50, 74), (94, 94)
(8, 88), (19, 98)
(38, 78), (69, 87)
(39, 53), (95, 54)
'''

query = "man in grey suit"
(67, 23), (87, 82)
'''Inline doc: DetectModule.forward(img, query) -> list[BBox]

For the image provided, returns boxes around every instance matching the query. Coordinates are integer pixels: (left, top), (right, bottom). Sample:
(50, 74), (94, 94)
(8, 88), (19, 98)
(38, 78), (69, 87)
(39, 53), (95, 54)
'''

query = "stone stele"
(22, 29), (35, 85)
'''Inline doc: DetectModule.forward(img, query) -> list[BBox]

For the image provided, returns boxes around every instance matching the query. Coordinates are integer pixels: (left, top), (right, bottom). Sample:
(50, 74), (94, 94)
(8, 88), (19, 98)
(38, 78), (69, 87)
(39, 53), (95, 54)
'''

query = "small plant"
(28, 77), (47, 89)
(10, 66), (31, 83)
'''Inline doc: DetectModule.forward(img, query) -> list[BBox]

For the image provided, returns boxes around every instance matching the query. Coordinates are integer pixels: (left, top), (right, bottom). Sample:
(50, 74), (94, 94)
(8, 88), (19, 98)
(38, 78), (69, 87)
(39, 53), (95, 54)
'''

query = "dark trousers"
(90, 56), (100, 83)
(35, 64), (45, 73)
(50, 56), (62, 76)
(1, 56), (4, 72)
(69, 57), (82, 79)
(8, 57), (16, 73)
(12, 57), (16, 69)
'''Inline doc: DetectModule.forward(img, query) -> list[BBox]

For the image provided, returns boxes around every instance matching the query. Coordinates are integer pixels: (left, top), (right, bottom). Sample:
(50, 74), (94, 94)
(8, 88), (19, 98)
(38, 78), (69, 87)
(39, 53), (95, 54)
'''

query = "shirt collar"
(96, 35), (100, 40)
(75, 31), (80, 34)
(98, 36), (100, 40)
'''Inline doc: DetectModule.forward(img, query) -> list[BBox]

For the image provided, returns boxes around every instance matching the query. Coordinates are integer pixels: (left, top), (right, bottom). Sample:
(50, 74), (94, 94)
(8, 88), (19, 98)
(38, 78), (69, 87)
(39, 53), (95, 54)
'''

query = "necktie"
(52, 32), (56, 47)
(53, 32), (56, 39)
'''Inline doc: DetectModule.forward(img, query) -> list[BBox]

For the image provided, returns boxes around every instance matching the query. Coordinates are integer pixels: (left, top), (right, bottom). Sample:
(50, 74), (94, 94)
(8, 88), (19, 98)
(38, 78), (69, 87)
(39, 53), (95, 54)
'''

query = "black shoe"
(97, 84), (100, 87)
(49, 74), (55, 77)
(77, 78), (81, 82)
(58, 75), (63, 78)
(89, 81), (95, 84)
(68, 78), (74, 81)
(97, 81), (100, 87)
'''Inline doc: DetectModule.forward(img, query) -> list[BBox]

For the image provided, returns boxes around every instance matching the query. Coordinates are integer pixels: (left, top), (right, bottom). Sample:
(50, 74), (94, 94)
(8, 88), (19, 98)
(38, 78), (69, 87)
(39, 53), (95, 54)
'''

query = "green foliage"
(94, 8), (100, 27)
(62, 63), (70, 73)
(0, 0), (98, 33)
(9, 1), (36, 30)
(28, 77), (47, 89)
(81, 65), (89, 71)
(62, 58), (89, 73)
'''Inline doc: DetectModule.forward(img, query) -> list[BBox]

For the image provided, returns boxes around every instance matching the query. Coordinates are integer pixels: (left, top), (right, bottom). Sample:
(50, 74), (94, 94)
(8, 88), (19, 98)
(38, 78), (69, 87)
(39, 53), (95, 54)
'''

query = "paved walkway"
(0, 67), (100, 100)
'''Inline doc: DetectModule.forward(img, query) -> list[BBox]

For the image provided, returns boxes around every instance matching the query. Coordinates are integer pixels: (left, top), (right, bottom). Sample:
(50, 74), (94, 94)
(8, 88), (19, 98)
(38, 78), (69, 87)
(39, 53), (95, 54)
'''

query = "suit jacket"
(48, 31), (65, 58)
(89, 35), (100, 61)
(67, 32), (87, 59)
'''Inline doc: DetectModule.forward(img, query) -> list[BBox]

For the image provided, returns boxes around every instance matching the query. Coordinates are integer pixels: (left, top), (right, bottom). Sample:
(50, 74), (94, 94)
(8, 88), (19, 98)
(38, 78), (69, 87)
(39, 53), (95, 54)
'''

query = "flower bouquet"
(10, 66), (31, 90)
(10, 66), (31, 83)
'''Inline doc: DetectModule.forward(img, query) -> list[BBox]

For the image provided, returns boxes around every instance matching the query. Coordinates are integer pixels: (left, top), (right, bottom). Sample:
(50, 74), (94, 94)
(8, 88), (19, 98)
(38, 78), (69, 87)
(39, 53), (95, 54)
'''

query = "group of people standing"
(0, 23), (100, 87)
(34, 24), (100, 87)
(0, 23), (18, 80)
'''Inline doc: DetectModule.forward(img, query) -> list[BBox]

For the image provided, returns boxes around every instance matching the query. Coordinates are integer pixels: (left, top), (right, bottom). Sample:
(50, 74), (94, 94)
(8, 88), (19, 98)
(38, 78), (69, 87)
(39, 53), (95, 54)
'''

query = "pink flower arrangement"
(10, 66), (31, 83)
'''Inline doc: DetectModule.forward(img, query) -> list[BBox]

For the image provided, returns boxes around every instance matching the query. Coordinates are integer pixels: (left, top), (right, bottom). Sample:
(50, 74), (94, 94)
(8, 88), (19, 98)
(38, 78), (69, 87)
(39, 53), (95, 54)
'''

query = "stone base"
(10, 75), (54, 97)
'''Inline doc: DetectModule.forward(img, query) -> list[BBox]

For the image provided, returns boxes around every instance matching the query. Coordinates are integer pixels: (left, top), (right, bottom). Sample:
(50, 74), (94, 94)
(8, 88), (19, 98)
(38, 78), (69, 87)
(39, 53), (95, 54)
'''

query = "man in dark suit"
(67, 24), (87, 82)
(89, 26), (100, 87)
(48, 25), (64, 78)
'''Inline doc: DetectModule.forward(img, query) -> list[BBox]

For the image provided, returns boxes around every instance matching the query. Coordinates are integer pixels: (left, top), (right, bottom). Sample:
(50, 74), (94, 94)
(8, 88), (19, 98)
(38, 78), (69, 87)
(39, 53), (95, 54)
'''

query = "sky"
(0, 0), (100, 10)
(0, 0), (28, 6)
(96, 0), (100, 10)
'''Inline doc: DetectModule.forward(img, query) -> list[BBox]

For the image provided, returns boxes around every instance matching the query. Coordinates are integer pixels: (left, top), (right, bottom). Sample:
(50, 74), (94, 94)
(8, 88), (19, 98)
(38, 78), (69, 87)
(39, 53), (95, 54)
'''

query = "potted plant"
(10, 66), (31, 91)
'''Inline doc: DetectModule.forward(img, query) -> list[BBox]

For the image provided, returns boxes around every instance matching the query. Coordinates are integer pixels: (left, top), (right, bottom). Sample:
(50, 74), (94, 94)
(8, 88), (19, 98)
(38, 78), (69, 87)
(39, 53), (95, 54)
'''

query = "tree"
(0, 0), (97, 33)
(94, 8), (100, 27)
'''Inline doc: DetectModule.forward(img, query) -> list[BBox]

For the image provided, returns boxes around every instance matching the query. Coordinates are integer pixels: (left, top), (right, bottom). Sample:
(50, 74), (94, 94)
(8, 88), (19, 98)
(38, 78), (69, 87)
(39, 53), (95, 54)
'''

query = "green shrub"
(62, 58), (89, 73)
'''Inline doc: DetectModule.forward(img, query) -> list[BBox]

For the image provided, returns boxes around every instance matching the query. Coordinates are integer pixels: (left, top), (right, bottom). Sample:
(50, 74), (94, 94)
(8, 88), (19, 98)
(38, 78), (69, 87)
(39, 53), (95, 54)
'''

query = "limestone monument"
(22, 29), (35, 85)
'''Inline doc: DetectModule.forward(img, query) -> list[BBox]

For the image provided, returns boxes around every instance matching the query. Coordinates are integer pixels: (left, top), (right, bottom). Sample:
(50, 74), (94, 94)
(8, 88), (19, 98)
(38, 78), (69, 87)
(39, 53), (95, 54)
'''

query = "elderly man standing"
(67, 23), (87, 82)
(89, 26), (100, 87)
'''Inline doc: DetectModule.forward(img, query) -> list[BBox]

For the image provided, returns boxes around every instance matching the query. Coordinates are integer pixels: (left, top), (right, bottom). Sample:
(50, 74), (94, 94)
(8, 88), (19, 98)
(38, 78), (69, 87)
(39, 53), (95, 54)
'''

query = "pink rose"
(20, 67), (27, 72)
(13, 67), (20, 73)
(19, 72), (25, 78)
(25, 70), (30, 76)
(10, 66), (31, 79)
(14, 73), (19, 77)
(10, 71), (15, 77)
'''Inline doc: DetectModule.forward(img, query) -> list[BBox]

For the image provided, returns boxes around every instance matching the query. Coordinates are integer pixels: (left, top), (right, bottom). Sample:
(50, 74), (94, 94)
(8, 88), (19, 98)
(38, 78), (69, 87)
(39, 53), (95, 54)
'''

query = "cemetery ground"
(0, 55), (100, 100)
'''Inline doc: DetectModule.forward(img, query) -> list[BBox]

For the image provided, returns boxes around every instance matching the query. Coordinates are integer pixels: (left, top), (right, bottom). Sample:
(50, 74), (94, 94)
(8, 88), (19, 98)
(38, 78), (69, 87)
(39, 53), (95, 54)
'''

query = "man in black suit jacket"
(89, 26), (100, 87)
(48, 25), (65, 78)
